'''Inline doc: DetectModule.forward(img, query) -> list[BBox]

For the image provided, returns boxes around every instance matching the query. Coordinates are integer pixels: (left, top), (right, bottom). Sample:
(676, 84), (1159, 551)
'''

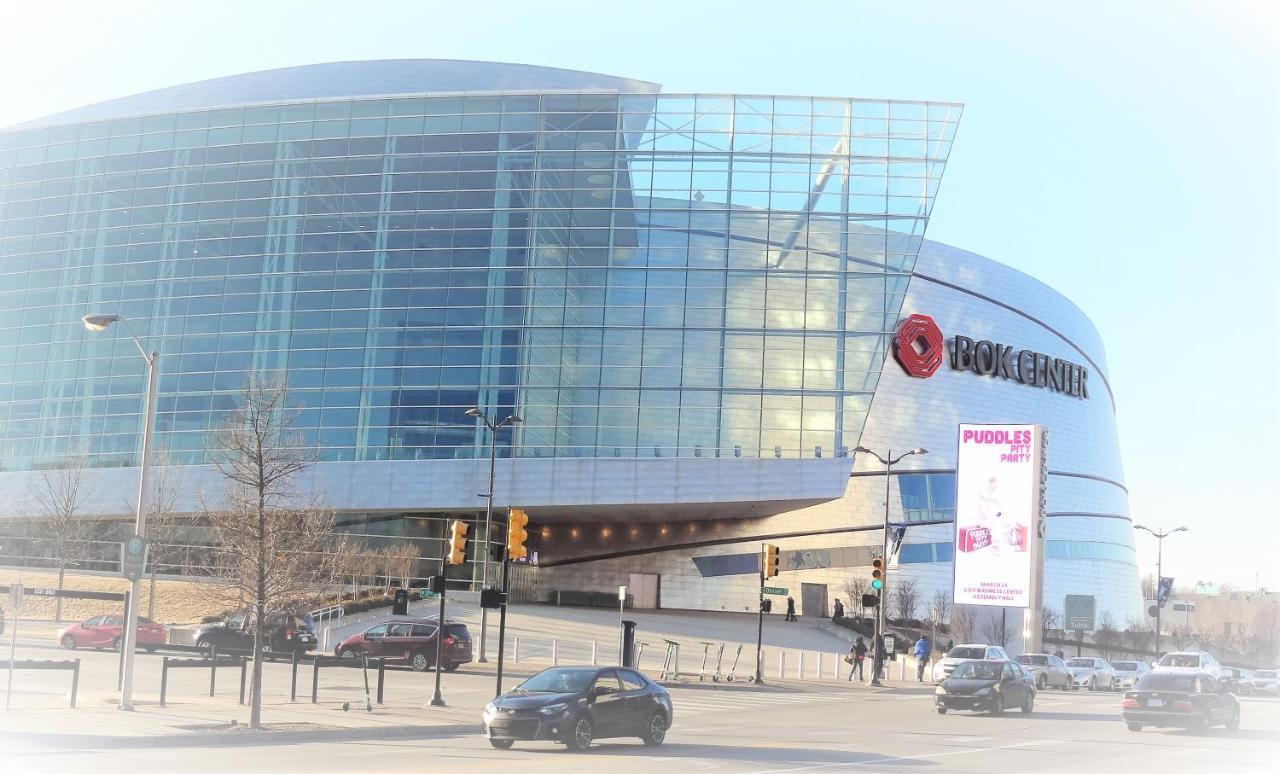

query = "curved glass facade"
(0, 85), (960, 471)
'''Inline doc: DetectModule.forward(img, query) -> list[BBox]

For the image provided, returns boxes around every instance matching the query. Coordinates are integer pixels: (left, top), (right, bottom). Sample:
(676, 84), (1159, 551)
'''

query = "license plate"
(1147, 698), (1163, 708)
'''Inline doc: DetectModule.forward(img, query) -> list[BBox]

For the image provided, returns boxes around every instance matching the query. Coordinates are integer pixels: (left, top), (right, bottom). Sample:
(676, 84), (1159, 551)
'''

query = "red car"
(58, 614), (166, 651)
(335, 619), (473, 672)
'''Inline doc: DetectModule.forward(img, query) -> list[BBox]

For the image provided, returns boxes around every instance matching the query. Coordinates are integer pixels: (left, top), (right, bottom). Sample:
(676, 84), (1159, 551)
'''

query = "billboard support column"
(1023, 428), (1049, 655)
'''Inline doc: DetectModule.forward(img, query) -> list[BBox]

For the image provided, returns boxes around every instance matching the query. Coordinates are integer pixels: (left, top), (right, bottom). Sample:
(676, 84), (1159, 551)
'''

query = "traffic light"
(871, 557), (884, 590)
(447, 519), (469, 566)
(507, 507), (529, 560)
(763, 543), (780, 578)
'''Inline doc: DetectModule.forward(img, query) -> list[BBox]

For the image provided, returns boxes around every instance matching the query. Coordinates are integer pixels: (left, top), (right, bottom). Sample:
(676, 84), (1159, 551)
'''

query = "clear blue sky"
(3, 1), (1276, 589)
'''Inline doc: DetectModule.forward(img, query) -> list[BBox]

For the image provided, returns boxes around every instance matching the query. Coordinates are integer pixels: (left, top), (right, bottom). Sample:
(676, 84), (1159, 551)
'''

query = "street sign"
(883, 633), (896, 653)
(762, 586), (788, 596)
(618, 585), (628, 602)
(1064, 594), (1096, 631)
(120, 535), (148, 582)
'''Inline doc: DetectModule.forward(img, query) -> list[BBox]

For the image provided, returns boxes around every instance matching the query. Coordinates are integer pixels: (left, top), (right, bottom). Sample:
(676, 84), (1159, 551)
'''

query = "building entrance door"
(800, 583), (828, 618)
(628, 573), (660, 609)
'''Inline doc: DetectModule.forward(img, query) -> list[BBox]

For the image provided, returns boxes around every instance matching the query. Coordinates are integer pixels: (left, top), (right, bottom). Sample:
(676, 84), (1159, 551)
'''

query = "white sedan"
(1064, 657), (1117, 691)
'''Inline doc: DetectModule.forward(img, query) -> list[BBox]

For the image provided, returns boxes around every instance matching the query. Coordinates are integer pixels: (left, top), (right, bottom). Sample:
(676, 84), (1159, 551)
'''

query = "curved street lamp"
(1133, 524), (1189, 659)
(854, 446), (927, 686)
(82, 313), (159, 712)
(465, 408), (522, 663)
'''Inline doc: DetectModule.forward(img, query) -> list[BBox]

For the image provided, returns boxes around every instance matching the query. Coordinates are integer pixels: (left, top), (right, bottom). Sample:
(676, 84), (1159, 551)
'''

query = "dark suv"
(335, 618), (472, 672)
(193, 610), (317, 656)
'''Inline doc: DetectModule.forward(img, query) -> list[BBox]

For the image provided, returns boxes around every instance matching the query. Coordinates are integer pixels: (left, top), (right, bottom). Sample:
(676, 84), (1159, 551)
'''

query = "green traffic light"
(871, 579), (883, 590)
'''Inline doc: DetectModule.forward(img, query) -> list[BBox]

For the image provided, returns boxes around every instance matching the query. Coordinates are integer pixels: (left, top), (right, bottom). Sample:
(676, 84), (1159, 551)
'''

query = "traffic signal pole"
(494, 556), (511, 699)
(871, 450), (892, 687)
(430, 558), (448, 707)
(755, 544), (765, 685)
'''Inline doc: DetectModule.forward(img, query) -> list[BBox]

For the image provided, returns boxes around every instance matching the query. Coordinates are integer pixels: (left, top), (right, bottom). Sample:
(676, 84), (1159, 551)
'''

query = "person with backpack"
(913, 635), (931, 681)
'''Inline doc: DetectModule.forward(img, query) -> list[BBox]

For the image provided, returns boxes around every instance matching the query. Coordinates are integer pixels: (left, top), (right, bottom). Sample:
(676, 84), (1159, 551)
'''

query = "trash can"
(621, 620), (638, 667)
(393, 588), (409, 616)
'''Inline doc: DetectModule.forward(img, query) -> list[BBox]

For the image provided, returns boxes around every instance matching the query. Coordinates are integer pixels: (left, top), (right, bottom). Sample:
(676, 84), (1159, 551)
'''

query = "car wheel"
(1088, 677), (1097, 692)
(989, 694), (1004, 716)
(1126, 723), (1142, 732)
(937, 707), (947, 714)
(1036, 674), (1047, 690)
(565, 717), (593, 751)
(143, 646), (157, 653)
(409, 652), (430, 672)
(339, 648), (360, 660)
(442, 662), (460, 672)
(489, 738), (515, 749)
(641, 711), (667, 746)
(112, 637), (122, 652)
(1022, 694), (1034, 714)
(61, 634), (77, 650)
(1227, 708), (1240, 731)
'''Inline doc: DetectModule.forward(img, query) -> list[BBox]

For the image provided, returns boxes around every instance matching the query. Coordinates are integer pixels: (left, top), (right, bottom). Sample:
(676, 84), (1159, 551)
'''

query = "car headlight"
(482, 702), (497, 722)
(539, 703), (568, 716)
(935, 686), (947, 695)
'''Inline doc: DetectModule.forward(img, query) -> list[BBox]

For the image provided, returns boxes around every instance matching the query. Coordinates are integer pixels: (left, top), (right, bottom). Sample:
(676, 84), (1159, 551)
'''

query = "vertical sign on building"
(952, 424), (1047, 616)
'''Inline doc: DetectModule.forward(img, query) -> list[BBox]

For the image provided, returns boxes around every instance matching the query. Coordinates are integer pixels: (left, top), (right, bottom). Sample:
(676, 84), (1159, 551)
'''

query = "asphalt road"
(9, 680), (1277, 773)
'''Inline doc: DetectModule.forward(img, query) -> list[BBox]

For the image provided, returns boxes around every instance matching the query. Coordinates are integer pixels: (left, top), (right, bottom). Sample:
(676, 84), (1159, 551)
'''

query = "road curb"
(2, 721), (483, 750)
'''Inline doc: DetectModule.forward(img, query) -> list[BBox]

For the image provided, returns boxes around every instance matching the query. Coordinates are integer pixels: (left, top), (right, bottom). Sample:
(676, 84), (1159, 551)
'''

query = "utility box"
(621, 620), (637, 667)
(392, 588), (409, 616)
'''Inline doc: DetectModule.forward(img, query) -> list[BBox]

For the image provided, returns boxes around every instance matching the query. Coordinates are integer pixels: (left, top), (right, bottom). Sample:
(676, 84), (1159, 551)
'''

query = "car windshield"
(949, 647), (986, 659)
(951, 662), (1001, 680)
(1137, 673), (1196, 691)
(1015, 655), (1047, 666)
(444, 624), (469, 638)
(516, 668), (596, 694)
(1113, 662), (1138, 670)
(1065, 658), (1094, 668)
(1256, 671), (1277, 678)
(1159, 654), (1201, 668)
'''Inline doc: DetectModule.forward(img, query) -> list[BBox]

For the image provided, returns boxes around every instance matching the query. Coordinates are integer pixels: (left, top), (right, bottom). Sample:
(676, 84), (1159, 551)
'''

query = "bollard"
(513, 637), (520, 663)
(376, 659), (385, 704)
(798, 651), (805, 679)
(591, 641), (598, 666)
(70, 658), (81, 708)
(311, 658), (320, 703)
(239, 657), (247, 705)
(899, 657), (906, 681)
(778, 651), (785, 679)
(322, 625), (330, 653)
(290, 650), (300, 702)
(552, 639), (559, 666)
(210, 651), (218, 697)
(160, 658), (170, 707)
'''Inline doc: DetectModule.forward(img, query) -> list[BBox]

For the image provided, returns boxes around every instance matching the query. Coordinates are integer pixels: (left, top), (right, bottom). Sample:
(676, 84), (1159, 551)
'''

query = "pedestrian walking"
(833, 599), (844, 622)
(848, 636), (867, 681)
(785, 596), (797, 622)
(945, 639), (954, 655)
(913, 635), (930, 682)
(874, 635), (887, 681)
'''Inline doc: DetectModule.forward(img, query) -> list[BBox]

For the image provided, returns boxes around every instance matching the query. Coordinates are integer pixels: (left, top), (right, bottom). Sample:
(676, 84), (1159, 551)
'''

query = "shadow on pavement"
(515, 741), (939, 766)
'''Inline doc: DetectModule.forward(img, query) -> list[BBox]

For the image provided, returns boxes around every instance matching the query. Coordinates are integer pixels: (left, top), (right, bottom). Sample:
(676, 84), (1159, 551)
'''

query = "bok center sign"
(952, 424), (1048, 609)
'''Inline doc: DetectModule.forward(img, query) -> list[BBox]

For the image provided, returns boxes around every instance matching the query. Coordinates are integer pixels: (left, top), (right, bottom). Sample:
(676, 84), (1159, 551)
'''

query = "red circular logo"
(893, 314), (944, 378)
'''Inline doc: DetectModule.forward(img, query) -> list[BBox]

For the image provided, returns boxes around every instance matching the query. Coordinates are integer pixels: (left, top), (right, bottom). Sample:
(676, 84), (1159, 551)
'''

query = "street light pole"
(1133, 524), (1188, 660)
(465, 408), (521, 663)
(83, 314), (159, 712)
(855, 445), (926, 687)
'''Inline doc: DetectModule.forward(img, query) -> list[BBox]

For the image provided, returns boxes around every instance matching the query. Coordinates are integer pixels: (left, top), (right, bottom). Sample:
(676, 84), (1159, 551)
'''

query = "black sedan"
(935, 659), (1036, 715)
(482, 666), (672, 751)
(1122, 671), (1240, 732)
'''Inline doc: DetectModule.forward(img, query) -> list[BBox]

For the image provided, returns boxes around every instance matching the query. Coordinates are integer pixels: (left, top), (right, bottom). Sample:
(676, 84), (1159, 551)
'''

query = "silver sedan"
(1013, 653), (1072, 690)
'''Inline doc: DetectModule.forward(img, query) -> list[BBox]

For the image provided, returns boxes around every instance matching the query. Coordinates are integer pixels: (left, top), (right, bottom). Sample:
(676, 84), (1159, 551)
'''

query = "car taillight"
(1172, 700), (1194, 712)
(1121, 697), (1139, 709)
(285, 628), (294, 638)
(444, 636), (456, 646)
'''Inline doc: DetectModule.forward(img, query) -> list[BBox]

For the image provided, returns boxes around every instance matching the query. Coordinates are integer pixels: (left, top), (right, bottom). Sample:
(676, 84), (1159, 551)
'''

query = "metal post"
(160, 658), (169, 707)
(377, 659), (385, 704)
(430, 564), (448, 707)
(495, 557), (511, 699)
(872, 450), (891, 686)
(755, 546), (766, 684)
(311, 658), (319, 703)
(1155, 533), (1163, 659)
(591, 640), (598, 666)
(120, 349), (158, 711)
(118, 590), (129, 690)
(513, 636), (520, 663)
(70, 659), (80, 708)
(552, 639), (559, 666)
(290, 650), (299, 702)
(478, 425), (497, 662)
(238, 656), (247, 705)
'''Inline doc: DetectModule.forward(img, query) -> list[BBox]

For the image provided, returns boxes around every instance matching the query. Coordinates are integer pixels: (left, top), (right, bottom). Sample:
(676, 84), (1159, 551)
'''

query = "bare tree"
(1042, 606), (1062, 642)
(930, 590), (952, 629)
(205, 377), (333, 730)
(844, 576), (869, 621)
(380, 541), (420, 591)
(1095, 610), (1120, 659)
(32, 456), (93, 622)
(950, 605), (975, 643)
(891, 578), (920, 623)
(1141, 574), (1156, 601)
(143, 456), (184, 620)
(1251, 603), (1279, 663)
(980, 609), (1010, 649)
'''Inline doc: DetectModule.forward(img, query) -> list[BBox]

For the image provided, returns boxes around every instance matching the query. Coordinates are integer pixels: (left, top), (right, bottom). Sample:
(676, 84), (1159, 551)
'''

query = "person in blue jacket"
(913, 635), (931, 682)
